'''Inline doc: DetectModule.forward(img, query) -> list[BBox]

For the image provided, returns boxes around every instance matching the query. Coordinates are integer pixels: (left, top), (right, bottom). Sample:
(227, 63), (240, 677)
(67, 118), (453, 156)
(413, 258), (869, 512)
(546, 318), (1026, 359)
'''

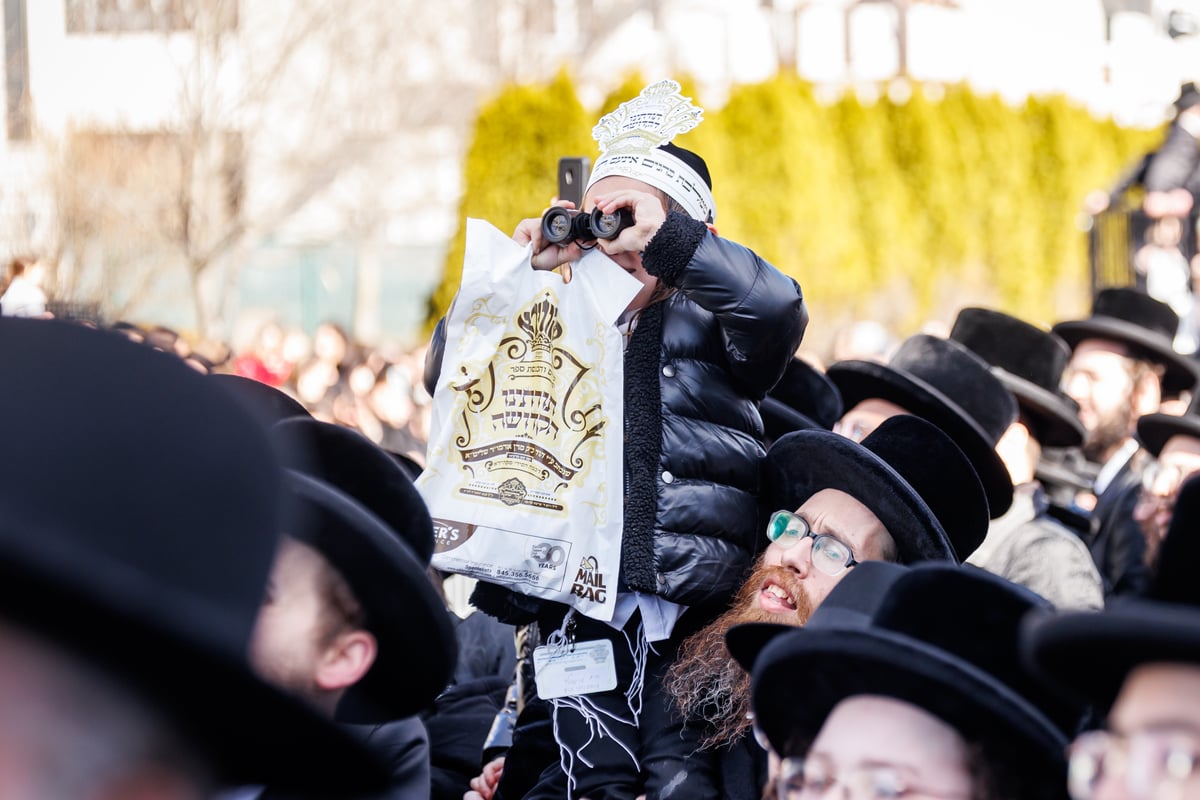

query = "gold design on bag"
(449, 289), (608, 513)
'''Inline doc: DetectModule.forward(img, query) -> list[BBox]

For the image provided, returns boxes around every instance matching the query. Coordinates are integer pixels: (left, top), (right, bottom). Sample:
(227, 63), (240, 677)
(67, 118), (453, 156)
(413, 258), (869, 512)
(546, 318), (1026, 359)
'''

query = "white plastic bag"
(417, 218), (640, 622)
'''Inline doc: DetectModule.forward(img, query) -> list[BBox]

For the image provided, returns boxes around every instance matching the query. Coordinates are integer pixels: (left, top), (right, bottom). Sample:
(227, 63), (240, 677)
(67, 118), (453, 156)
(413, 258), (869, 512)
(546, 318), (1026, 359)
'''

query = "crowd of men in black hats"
(12, 80), (1200, 800)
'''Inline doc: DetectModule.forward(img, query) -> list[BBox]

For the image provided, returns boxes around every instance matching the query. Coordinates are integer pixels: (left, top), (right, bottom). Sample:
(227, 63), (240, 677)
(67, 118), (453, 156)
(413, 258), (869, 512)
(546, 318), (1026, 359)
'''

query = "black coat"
(255, 718), (431, 800)
(1087, 454), (1150, 598)
(427, 212), (807, 616)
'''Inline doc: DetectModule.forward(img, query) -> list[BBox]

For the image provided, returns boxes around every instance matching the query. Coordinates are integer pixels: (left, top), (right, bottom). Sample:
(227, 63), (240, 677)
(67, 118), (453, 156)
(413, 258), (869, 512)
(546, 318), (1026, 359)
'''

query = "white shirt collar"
(1094, 437), (1140, 496)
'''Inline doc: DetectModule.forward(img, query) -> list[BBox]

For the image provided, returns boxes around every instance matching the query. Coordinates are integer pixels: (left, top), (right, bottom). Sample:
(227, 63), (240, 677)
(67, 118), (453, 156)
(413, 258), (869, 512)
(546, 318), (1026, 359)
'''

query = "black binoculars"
(541, 206), (634, 246)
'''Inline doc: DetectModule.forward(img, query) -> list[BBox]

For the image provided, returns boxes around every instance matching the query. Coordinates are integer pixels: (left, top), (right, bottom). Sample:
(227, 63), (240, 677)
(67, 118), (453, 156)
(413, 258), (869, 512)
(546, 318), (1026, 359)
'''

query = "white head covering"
(585, 80), (716, 223)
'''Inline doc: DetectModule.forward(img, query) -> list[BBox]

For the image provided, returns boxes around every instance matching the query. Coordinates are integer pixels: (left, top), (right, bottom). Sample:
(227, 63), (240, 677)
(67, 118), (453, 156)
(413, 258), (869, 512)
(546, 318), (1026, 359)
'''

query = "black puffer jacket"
(426, 212), (807, 614)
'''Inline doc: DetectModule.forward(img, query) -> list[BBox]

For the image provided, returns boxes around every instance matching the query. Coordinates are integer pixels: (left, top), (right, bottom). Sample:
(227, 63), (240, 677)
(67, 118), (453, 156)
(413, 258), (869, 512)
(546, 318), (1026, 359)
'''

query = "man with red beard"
(659, 413), (990, 800)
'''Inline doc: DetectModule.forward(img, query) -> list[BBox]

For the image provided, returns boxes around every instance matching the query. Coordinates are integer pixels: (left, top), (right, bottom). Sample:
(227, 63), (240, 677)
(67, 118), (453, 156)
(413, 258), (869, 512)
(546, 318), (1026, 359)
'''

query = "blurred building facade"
(1, 0), (1198, 344)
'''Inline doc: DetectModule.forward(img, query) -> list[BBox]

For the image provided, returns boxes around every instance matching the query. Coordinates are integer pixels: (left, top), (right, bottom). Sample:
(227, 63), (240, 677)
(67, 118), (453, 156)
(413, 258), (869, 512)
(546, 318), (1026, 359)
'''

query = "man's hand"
(513, 202), (585, 278)
(464, 756), (505, 800)
(589, 189), (668, 257)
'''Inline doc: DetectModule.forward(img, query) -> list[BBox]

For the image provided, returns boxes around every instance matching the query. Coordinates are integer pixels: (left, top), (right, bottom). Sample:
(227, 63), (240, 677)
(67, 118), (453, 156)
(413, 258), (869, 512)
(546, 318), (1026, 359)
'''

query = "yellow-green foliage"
(427, 73), (1158, 339)
(425, 71), (593, 327)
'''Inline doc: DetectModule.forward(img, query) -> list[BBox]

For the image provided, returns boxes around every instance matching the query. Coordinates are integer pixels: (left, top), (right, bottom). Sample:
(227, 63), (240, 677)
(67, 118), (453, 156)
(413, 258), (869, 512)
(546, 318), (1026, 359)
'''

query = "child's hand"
(514, 202), (583, 278)
(464, 756), (505, 800)
(589, 189), (667, 257)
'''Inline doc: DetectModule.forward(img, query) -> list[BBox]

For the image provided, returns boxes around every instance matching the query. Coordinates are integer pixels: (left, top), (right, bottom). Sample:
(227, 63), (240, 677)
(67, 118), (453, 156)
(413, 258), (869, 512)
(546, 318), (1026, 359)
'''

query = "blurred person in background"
(235, 321), (293, 387)
(1023, 473), (1200, 800)
(143, 325), (191, 359)
(369, 362), (426, 462)
(1130, 393), (1200, 575)
(1141, 82), (1200, 220)
(949, 307), (1104, 610)
(0, 255), (49, 318)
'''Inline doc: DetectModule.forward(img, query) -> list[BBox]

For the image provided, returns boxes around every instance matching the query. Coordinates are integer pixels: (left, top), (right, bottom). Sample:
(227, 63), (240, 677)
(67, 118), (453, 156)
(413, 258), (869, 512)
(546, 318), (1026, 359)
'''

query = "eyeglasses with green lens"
(765, 510), (860, 577)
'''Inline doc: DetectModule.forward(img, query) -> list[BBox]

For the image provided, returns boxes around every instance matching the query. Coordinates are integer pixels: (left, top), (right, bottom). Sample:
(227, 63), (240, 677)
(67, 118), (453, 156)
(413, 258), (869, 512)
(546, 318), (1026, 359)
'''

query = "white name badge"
(532, 639), (618, 700)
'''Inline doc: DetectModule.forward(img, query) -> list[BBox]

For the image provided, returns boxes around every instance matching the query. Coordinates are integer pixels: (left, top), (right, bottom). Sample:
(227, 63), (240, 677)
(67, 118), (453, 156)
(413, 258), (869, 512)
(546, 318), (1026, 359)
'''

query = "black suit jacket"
(1087, 452), (1150, 598)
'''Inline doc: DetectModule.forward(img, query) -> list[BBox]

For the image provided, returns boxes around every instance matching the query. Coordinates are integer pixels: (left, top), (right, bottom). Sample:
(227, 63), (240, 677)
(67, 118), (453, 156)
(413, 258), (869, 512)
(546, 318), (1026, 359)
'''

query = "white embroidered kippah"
(585, 80), (716, 223)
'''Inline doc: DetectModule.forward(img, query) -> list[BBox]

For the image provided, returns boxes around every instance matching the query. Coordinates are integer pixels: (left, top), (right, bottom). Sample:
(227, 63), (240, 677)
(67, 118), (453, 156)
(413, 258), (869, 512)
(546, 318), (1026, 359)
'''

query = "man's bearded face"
(662, 558), (813, 750)
(1062, 342), (1140, 463)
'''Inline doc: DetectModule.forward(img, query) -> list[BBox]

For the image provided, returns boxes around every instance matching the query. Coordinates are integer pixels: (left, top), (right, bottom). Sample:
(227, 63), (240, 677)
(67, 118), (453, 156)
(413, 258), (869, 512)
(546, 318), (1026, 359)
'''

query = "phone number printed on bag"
(433, 516), (573, 592)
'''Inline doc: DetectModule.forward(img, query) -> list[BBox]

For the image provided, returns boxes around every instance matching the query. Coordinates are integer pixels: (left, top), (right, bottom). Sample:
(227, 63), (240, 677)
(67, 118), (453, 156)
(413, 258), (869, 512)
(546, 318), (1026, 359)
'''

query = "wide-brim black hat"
(274, 418), (435, 564)
(735, 562), (1069, 784)
(762, 415), (988, 564)
(1053, 287), (1200, 396)
(993, 370), (1085, 448)
(1023, 473), (1200, 712)
(761, 397), (824, 441)
(285, 472), (457, 723)
(761, 357), (844, 441)
(1036, 447), (1095, 495)
(827, 335), (1015, 519)
(1136, 393), (1200, 457)
(950, 307), (1084, 448)
(1023, 599), (1200, 713)
(0, 319), (385, 793)
(211, 372), (310, 424)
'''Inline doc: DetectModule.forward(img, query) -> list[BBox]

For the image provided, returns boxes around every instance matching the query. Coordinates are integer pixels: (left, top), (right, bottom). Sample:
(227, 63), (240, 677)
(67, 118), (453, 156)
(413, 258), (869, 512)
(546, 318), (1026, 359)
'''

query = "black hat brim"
(1053, 318), (1200, 396)
(286, 474), (457, 723)
(752, 625), (1067, 780)
(827, 361), (1012, 518)
(761, 397), (826, 442)
(763, 430), (957, 563)
(1136, 412), (1200, 458)
(0, 520), (388, 794)
(210, 373), (310, 425)
(995, 370), (1085, 448)
(1022, 600), (1200, 713)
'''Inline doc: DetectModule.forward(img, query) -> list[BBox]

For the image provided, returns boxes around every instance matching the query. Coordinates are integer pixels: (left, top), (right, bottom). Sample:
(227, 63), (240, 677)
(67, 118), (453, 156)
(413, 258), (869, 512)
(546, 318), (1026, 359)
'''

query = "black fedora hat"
(1052, 287), (1200, 396)
(827, 334), (1016, 518)
(732, 562), (1073, 785)
(951, 307), (1085, 448)
(761, 356), (844, 441)
(1137, 392), (1200, 458)
(210, 372), (310, 425)
(272, 419), (456, 723)
(1023, 473), (1200, 712)
(274, 418), (436, 563)
(0, 319), (385, 793)
(762, 414), (989, 564)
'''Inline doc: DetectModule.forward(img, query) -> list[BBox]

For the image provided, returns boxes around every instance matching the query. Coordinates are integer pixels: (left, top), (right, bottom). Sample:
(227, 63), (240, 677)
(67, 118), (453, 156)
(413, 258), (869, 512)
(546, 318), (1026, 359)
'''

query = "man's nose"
(1064, 373), (1090, 406)
(779, 537), (814, 578)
